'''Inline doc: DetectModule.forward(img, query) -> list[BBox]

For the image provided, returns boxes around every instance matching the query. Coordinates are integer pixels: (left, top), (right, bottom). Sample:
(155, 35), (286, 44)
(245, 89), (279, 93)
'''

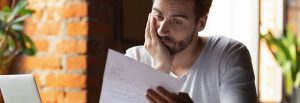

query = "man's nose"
(157, 20), (170, 36)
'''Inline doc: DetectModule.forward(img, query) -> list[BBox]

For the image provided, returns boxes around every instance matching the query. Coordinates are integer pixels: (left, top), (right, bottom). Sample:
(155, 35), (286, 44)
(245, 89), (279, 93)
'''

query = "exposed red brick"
(39, 22), (61, 35)
(24, 23), (37, 36)
(24, 22), (61, 35)
(67, 55), (87, 70)
(59, 3), (88, 19)
(21, 56), (61, 70)
(40, 91), (65, 103)
(56, 40), (87, 54)
(67, 22), (88, 36)
(65, 91), (87, 103)
(33, 40), (49, 52)
(45, 74), (86, 88)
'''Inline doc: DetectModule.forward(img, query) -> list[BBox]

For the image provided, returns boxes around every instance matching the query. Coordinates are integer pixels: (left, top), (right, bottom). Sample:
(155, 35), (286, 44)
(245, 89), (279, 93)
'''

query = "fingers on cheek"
(150, 16), (156, 37)
(151, 39), (156, 46)
(144, 39), (158, 50)
(144, 41), (151, 50)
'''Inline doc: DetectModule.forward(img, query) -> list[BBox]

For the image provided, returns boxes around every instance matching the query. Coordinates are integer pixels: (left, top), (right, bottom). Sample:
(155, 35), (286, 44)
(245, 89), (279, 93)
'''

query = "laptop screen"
(0, 74), (41, 103)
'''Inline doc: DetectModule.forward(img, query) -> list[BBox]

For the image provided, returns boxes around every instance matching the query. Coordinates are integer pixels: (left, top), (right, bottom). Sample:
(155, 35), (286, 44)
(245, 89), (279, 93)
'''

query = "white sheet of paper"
(99, 49), (184, 103)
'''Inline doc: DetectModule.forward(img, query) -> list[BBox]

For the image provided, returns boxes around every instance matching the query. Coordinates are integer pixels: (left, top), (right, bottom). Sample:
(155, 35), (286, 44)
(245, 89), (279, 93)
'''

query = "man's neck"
(171, 35), (205, 76)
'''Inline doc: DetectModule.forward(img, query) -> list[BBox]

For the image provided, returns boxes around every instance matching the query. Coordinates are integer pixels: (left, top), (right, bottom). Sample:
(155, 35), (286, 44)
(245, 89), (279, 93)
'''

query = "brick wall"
(7, 0), (133, 103)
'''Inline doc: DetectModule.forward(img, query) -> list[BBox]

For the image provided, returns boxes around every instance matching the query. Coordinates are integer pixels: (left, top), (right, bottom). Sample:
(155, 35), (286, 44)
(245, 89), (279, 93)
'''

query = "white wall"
(199, 0), (259, 89)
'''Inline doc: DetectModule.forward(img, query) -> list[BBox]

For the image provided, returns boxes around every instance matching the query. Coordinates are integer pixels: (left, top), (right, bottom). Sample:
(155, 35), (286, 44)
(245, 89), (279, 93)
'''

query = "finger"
(178, 92), (193, 103)
(149, 14), (158, 40)
(156, 86), (177, 102)
(146, 94), (157, 103)
(145, 13), (151, 41)
(178, 92), (190, 98)
(147, 89), (168, 103)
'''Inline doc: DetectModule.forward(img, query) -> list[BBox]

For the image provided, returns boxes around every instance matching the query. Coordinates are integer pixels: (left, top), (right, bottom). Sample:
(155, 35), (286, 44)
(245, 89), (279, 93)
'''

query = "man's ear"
(195, 14), (208, 32)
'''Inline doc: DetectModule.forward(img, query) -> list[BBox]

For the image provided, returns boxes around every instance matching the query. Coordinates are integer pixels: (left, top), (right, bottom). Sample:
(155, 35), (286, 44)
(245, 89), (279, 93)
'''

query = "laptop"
(0, 74), (41, 103)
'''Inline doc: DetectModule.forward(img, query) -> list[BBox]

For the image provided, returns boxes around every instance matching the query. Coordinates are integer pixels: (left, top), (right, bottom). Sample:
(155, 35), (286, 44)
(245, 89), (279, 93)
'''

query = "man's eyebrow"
(152, 8), (162, 14)
(152, 8), (188, 20)
(171, 14), (188, 20)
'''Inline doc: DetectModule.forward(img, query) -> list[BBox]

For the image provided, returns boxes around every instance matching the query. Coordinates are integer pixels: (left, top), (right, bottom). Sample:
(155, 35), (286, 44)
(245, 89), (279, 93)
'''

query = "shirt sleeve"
(124, 47), (137, 59)
(219, 44), (257, 103)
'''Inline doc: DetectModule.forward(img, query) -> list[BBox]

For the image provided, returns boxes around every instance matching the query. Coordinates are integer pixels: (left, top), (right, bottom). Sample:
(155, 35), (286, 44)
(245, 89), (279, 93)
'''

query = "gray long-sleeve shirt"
(125, 35), (257, 103)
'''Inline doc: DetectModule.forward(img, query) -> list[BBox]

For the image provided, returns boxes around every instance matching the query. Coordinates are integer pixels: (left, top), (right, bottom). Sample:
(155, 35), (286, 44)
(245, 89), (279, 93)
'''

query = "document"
(99, 49), (184, 103)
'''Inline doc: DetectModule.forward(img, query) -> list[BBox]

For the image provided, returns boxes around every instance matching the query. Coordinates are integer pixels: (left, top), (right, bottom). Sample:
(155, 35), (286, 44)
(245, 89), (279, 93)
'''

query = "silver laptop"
(0, 74), (41, 103)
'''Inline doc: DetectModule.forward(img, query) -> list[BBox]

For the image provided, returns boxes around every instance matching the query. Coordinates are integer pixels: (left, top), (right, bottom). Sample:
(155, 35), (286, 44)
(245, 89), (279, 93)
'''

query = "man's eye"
(155, 15), (164, 20)
(171, 19), (183, 25)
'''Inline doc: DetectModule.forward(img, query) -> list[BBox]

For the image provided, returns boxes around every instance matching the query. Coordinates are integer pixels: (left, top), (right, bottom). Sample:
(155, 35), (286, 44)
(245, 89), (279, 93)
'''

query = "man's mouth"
(160, 38), (175, 45)
(157, 35), (177, 50)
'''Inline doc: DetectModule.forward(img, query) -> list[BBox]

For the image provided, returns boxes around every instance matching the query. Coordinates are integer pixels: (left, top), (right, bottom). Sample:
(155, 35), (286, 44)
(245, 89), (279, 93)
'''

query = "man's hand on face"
(146, 86), (193, 103)
(144, 13), (173, 73)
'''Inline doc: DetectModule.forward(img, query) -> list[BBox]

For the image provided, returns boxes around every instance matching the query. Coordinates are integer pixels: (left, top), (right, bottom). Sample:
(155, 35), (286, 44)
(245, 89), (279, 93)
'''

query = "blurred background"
(0, 0), (299, 103)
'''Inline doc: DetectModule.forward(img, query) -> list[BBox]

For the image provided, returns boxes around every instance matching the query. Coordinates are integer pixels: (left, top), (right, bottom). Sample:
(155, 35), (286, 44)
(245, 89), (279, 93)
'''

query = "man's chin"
(165, 46), (179, 55)
(166, 44), (189, 55)
(162, 42), (182, 55)
(162, 44), (174, 54)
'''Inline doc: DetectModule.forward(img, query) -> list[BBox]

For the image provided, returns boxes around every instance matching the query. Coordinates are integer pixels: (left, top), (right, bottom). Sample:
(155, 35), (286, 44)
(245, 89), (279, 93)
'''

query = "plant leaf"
(6, 35), (16, 53)
(14, 31), (26, 50)
(7, 0), (28, 23)
(19, 9), (34, 16)
(0, 6), (11, 22)
(14, 31), (36, 55)
(12, 13), (32, 24)
(294, 72), (300, 88)
(0, 29), (4, 36)
(2, 36), (18, 66)
(22, 33), (37, 56)
(283, 62), (293, 96)
(11, 24), (24, 31)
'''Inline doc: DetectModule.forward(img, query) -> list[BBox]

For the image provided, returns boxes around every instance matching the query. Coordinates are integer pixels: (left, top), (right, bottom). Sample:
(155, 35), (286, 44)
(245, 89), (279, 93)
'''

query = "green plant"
(261, 25), (300, 96)
(0, 0), (36, 73)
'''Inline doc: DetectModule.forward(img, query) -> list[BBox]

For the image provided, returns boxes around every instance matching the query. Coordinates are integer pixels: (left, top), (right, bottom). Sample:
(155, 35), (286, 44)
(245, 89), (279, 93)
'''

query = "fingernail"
(157, 86), (165, 92)
(147, 89), (153, 93)
(158, 85), (164, 88)
(156, 86), (161, 89)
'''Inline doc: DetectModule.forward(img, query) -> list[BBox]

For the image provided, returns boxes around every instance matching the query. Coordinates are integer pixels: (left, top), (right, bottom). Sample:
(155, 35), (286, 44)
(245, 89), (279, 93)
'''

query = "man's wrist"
(155, 62), (172, 73)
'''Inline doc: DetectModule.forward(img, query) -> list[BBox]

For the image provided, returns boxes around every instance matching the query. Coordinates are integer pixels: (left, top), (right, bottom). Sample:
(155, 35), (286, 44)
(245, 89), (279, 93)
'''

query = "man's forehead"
(153, 0), (194, 3)
(153, 0), (194, 5)
(152, 0), (194, 14)
(153, 0), (194, 9)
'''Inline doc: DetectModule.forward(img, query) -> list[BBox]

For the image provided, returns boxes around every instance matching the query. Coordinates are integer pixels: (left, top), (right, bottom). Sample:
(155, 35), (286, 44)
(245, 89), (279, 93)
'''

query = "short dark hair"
(152, 0), (213, 22)
(194, 0), (213, 21)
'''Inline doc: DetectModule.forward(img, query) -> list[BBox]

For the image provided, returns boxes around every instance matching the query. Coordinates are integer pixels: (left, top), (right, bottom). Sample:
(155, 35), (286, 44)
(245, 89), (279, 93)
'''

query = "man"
(125, 0), (257, 102)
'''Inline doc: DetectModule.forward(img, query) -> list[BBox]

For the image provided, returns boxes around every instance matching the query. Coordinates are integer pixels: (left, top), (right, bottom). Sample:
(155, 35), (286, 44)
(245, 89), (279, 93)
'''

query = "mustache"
(158, 35), (176, 43)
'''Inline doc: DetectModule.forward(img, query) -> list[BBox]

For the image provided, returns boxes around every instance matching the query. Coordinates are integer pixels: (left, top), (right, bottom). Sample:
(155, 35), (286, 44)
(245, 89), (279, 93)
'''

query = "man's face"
(151, 0), (198, 54)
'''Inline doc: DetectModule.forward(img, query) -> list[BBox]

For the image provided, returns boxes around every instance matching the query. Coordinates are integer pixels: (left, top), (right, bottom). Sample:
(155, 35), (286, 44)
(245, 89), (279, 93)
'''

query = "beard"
(158, 31), (196, 55)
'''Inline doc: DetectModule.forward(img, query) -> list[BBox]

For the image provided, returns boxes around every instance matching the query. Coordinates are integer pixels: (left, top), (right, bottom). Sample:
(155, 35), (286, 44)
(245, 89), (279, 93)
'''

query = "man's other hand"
(146, 86), (193, 103)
